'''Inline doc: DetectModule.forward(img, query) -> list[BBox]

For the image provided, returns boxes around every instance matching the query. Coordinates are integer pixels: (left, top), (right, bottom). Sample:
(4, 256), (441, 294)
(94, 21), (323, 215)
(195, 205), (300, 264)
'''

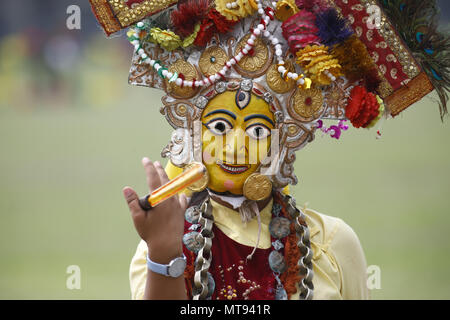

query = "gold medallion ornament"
(266, 60), (296, 94)
(243, 173), (273, 201)
(175, 104), (187, 116)
(287, 124), (300, 135)
(289, 86), (325, 122)
(166, 59), (199, 98)
(234, 34), (271, 77)
(199, 46), (229, 77)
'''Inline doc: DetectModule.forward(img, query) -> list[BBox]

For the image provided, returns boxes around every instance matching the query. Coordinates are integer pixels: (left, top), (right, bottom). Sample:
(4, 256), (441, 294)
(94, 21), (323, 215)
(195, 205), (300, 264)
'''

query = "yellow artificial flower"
(366, 96), (385, 128)
(149, 28), (182, 51)
(182, 23), (201, 48)
(296, 45), (329, 65)
(296, 45), (342, 85)
(215, 0), (240, 21)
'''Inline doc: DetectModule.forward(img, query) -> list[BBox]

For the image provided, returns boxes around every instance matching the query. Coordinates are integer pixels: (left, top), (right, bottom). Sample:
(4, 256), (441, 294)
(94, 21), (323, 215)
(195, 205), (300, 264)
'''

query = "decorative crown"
(89, 0), (449, 186)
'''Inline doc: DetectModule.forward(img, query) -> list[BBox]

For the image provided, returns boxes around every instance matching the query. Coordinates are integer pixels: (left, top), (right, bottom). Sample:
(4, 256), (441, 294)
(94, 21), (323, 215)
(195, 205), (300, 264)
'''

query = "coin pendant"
(184, 206), (201, 224)
(243, 173), (272, 201)
(275, 284), (288, 300)
(182, 231), (204, 253)
(268, 250), (287, 274)
(269, 217), (291, 239)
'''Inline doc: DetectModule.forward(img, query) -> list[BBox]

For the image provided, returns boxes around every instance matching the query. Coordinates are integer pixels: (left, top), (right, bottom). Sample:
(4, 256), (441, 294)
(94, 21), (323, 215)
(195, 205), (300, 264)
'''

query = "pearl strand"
(255, 1), (307, 87)
(129, 0), (272, 88)
(257, 10), (310, 88)
(226, 1), (239, 9)
(131, 0), (335, 89)
(260, 0), (336, 86)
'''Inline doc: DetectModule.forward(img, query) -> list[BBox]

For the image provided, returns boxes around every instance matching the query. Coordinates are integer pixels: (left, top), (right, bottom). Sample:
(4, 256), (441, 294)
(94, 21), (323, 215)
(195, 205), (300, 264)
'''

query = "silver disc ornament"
(268, 250), (287, 274)
(184, 205), (201, 224)
(274, 274), (288, 300)
(193, 272), (215, 300)
(269, 217), (291, 239)
(182, 231), (204, 253)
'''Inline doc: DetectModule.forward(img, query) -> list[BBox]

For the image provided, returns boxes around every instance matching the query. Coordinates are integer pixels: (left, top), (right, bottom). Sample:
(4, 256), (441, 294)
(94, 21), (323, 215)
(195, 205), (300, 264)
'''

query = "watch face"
(168, 257), (187, 277)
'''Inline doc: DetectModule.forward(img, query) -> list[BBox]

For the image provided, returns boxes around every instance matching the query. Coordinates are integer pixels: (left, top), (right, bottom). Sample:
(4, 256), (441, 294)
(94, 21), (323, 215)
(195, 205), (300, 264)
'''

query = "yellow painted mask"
(201, 90), (275, 195)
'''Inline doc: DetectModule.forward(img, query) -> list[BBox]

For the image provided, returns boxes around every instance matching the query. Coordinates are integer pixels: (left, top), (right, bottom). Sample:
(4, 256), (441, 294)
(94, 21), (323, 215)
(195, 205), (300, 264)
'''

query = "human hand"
(123, 158), (188, 263)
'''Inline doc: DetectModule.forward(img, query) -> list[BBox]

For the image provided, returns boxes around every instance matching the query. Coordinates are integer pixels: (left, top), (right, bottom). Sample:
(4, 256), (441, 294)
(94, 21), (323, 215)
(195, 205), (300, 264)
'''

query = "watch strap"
(146, 253), (186, 277)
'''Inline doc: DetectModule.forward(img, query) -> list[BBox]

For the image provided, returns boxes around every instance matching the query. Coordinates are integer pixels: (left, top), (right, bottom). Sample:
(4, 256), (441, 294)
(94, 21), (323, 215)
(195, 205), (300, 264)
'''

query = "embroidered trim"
(109, 0), (178, 29)
(89, 0), (178, 35)
(386, 72), (434, 116)
(360, 0), (420, 80)
(89, 0), (122, 36)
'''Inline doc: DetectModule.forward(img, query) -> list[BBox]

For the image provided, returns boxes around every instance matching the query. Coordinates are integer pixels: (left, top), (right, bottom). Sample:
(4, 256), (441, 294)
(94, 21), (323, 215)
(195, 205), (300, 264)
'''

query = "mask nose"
(222, 129), (247, 164)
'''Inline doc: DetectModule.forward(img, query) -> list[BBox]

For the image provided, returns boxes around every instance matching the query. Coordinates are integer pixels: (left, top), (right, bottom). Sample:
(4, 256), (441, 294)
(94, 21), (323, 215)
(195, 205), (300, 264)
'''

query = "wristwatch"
(146, 253), (187, 278)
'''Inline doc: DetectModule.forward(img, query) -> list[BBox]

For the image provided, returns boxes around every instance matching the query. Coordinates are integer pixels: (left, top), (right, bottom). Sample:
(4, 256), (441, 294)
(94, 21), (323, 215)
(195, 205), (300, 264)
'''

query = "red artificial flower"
(345, 86), (381, 128)
(171, 0), (210, 37)
(194, 20), (217, 47)
(207, 9), (237, 34)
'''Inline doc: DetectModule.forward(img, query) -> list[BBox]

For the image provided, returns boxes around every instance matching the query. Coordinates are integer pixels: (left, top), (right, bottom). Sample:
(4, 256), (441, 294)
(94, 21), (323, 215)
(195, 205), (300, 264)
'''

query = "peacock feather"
(381, 0), (450, 120)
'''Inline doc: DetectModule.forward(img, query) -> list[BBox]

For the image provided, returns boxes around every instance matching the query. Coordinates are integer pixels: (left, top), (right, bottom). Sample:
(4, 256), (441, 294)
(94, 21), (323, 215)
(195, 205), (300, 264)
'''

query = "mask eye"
(246, 124), (271, 140)
(205, 119), (232, 136)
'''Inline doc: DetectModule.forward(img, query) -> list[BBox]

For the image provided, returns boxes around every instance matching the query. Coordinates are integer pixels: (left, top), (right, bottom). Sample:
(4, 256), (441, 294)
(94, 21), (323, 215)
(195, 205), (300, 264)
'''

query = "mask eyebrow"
(203, 117), (233, 127)
(203, 109), (237, 120)
(244, 114), (275, 127)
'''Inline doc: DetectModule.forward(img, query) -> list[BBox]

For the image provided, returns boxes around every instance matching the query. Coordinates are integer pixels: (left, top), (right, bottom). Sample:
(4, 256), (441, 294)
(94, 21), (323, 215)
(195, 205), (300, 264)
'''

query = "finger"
(123, 186), (145, 219)
(123, 187), (149, 239)
(179, 193), (188, 212)
(154, 161), (170, 185)
(142, 157), (161, 191)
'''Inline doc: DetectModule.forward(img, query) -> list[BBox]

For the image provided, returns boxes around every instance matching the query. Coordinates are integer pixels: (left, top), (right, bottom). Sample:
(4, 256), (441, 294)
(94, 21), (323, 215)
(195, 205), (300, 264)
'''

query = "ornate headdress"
(90, 0), (449, 300)
(90, 0), (448, 189)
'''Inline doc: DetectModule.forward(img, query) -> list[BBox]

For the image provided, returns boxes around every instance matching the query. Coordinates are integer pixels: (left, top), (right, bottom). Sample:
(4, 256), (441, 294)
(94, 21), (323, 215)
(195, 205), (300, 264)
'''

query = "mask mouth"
(218, 162), (250, 174)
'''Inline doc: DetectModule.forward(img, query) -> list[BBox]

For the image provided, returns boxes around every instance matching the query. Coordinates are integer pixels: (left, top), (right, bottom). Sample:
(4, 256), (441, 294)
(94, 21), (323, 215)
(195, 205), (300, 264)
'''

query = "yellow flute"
(138, 162), (208, 210)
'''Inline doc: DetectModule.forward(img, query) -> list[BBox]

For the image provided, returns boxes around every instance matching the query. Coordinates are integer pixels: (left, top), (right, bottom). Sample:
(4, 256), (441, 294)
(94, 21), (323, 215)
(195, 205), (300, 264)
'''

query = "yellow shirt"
(129, 198), (369, 300)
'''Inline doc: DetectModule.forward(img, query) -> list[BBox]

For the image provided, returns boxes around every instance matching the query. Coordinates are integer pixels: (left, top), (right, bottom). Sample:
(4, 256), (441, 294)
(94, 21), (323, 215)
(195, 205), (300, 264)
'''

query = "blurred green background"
(0, 1), (449, 299)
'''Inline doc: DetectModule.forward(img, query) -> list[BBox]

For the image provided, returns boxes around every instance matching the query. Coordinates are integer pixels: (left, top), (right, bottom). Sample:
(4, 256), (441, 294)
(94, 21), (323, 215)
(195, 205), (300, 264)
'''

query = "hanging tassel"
(315, 8), (354, 46)
(171, 0), (210, 37)
(331, 35), (375, 83)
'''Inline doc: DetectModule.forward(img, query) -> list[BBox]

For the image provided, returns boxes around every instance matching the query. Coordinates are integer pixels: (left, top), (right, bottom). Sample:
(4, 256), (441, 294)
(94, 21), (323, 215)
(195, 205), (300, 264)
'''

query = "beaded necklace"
(182, 191), (314, 300)
(126, 0), (341, 91)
